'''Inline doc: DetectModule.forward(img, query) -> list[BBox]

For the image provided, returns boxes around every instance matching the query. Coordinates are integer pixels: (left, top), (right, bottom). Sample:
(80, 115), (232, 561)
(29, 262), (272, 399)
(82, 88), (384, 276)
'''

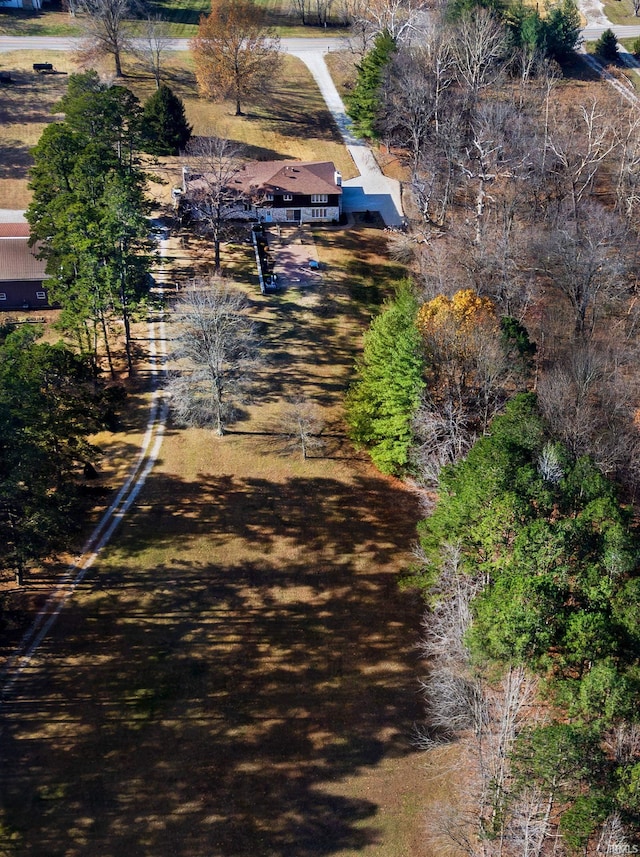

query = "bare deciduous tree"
(537, 341), (640, 486)
(277, 397), (324, 460)
(603, 722), (640, 764)
(135, 15), (171, 88)
(343, 0), (427, 47)
(412, 400), (474, 485)
(76, 0), (134, 77)
(451, 9), (509, 101)
(184, 135), (246, 272)
(612, 102), (640, 222)
(458, 100), (532, 249)
(378, 38), (455, 171)
(167, 278), (259, 436)
(596, 814), (633, 857)
(545, 98), (617, 223)
(540, 206), (628, 337)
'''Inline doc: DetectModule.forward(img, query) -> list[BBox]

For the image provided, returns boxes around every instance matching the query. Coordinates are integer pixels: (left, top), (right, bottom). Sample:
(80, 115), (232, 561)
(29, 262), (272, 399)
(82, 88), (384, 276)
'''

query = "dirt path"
(0, 315), (168, 701)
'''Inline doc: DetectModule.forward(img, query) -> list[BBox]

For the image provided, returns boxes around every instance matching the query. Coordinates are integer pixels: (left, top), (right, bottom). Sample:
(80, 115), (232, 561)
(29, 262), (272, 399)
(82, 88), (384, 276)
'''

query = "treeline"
(27, 70), (190, 375)
(346, 287), (640, 850)
(345, 0), (640, 496)
(0, 70), (191, 593)
(416, 396), (640, 854)
(0, 324), (121, 589)
(342, 2), (640, 853)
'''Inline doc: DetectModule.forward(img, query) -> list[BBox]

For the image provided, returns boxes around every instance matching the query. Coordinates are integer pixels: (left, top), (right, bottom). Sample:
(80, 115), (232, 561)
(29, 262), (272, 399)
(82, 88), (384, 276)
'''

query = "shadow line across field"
(0, 464), (425, 856)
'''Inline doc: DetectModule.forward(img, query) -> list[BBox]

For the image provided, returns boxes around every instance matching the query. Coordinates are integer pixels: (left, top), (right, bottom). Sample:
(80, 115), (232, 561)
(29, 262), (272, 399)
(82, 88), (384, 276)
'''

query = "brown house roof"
(0, 223), (30, 238)
(189, 160), (342, 198)
(0, 237), (47, 282)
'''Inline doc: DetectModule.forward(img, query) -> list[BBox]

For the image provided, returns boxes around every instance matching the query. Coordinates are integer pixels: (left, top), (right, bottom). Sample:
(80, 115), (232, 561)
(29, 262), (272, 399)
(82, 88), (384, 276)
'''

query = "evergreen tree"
(0, 327), (112, 583)
(595, 28), (619, 62)
(544, 0), (581, 60)
(27, 74), (151, 375)
(345, 29), (396, 139)
(345, 282), (424, 474)
(141, 85), (192, 156)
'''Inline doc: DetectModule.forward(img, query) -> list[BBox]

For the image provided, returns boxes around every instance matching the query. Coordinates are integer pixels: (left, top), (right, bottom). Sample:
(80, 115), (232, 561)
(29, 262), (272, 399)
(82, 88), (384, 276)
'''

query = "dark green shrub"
(595, 28), (619, 62)
(141, 85), (192, 156)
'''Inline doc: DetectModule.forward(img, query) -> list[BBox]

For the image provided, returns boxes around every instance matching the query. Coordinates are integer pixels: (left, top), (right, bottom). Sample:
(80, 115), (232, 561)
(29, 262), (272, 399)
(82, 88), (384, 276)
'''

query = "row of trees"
(342, 10), (640, 850)
(68, 0), (284, 118)
(345, 1), (581, 139)
(0, 68), (184, 589)
(0, 325), (121, 589)
(26, 71), (190, 375)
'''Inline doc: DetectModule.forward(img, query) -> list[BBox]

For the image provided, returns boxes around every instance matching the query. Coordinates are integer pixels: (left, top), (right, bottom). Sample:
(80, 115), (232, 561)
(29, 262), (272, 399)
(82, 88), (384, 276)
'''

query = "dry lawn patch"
(0, 54), (71, 207)
(0, 52), (357, 211)
(0, 225), (448, 857)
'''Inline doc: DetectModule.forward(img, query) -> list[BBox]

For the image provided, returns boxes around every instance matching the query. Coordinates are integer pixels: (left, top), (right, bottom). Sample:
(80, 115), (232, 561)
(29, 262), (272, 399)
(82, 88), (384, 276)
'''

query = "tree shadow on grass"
(0, 467), (424, 857)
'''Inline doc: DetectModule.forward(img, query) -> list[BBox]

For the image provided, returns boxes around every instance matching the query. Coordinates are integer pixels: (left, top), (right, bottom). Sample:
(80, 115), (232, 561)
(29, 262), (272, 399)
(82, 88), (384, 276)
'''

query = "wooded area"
(343, 2), (640, 852)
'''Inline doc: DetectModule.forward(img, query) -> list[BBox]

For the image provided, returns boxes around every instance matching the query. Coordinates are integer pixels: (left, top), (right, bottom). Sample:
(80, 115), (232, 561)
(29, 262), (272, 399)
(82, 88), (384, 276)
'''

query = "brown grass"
(0, 51), (357, 211)
(0, 224), (452, 856)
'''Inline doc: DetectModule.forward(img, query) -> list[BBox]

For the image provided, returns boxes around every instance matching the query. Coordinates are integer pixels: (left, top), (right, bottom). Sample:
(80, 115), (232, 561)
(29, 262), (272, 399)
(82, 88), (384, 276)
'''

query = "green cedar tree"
(141, 85), (192, 156)
(345, 281), (424, 474)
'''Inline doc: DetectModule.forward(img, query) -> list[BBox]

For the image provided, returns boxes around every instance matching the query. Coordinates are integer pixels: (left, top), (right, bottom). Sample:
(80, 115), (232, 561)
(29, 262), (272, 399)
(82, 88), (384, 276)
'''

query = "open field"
(0, 52), (357, 211)
(0, 52), (74, 209)
(0, 224), (448, 857)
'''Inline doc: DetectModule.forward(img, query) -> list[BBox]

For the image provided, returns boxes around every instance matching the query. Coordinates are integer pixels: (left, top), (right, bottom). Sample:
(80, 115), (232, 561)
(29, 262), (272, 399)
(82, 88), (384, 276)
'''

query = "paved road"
(4, 21), (640, 55)
(0, 35), (350, 53)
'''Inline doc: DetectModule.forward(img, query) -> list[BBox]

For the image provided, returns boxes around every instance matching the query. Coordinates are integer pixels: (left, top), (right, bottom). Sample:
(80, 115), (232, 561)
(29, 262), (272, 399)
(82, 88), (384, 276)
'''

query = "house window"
(0, 293), (6, 301)
(36, 291), (46, 300)
(283, 194), (293, 201)
(311, 208), (327, 219)
(311, 194), (328, 204)
(286, 209), (297, 221)
(265, 192), (273, 201)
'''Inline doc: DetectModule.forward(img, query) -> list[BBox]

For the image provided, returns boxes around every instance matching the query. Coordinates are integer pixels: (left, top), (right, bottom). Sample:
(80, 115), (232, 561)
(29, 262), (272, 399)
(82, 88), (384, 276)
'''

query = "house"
(183, 160), (343, 225)
(0, 223), (49, 310)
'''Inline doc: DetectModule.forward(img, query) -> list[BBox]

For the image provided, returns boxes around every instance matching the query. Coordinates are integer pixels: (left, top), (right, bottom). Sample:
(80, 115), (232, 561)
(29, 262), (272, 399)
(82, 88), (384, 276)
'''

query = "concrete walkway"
(289, 49), (405, 227)
(0, 210), (27, 223)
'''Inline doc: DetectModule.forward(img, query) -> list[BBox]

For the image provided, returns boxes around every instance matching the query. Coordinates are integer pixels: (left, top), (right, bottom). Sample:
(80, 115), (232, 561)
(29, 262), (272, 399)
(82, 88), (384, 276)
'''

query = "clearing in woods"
(0, 221), (448, 855)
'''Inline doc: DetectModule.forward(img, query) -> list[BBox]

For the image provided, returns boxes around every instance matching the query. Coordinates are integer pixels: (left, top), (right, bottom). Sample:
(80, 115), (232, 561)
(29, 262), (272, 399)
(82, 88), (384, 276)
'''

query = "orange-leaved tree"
(191, 0), (281, 116)
(416, 289), (510, 432)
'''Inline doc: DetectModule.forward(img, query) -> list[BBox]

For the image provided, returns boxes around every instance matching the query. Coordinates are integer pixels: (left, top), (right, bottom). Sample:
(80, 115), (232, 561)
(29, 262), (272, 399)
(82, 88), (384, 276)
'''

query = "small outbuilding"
(0, 222), (49, 310)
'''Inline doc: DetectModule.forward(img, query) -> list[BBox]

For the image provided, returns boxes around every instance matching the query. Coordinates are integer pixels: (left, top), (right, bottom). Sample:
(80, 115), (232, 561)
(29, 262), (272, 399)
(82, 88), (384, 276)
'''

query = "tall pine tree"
(345, 282), (424, 474)
(141, 85), (192, 156)
(345, 29), (396, 139)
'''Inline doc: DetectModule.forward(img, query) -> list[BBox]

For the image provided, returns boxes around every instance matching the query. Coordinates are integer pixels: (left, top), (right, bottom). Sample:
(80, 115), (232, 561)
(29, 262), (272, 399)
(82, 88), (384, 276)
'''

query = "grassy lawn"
(0, 224), (449, 857)
(0, 52), (75, 209)
(0, 6), (83, 36)
(601, 0), (640, 24)
(0, 0), (348, 38)
(0, 52), (357, 211)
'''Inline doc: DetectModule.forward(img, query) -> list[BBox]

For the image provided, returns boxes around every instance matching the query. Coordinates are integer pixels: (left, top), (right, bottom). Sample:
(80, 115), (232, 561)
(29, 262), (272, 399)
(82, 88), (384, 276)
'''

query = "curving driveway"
(289, 47), (405, 226)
